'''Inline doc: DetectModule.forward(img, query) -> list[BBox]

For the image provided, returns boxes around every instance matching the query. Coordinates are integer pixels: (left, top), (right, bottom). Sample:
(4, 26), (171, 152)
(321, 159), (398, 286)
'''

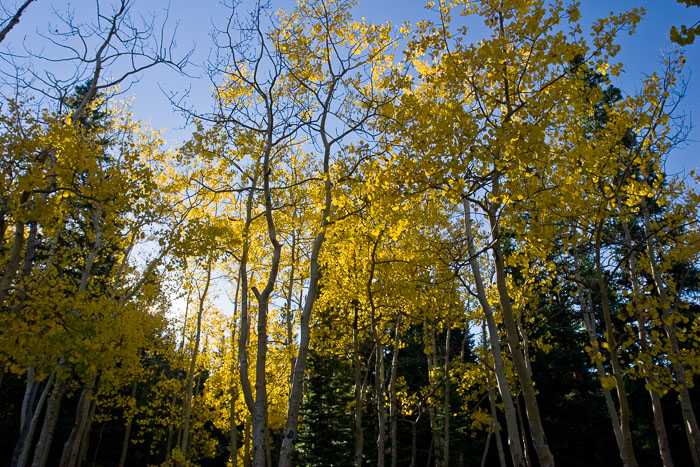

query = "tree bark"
(0, 149), (53, 308)
(278, 137), (334, 467)
(641, 201), (700, 465)
(0, 219), (26, 306)
(237, 172), (258, 453)
(31, 381), (67, 467)
(230, 275), (241, 467)
(444, 319), (451, 467)
(77, 392), (97, 464)
(179, 259), (212, 465)
(574, 254), (627, 460)
(368, 234), (386, 467)
(464, 200), (524, 467)
(594, 225), (638, 467)
(91, 421), (106, 465)
(353, 302), (365, 467)
(390, 315), (401, 467)
(60, 205), (105, 467)
(19, 369), (40, 438)
(284, 223), (297, 385)
(515, 396), (533, 467)
(12, 371), (55, 467)
(425, 319), (444, 467)
(374, 313), (387, 467)
(251, 296), (270, 467)
(486, 198), (554, 467)
(622, 221), (673, 466)
(236, 166), (271, 466)
(484, 338), (507, 467)
(59, 376), (97, 467)
(0, 1), (36, 47)
(244, 416), (252, 467)
(480, 422), (494, 467)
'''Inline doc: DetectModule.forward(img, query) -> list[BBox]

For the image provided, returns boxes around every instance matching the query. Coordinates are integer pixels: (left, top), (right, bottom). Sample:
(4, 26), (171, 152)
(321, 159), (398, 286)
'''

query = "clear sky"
(1, 0), (699, 179)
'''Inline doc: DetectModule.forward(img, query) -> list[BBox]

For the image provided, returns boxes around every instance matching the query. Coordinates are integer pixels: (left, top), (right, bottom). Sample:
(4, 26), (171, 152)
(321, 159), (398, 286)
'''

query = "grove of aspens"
(0, 0), (699, 466)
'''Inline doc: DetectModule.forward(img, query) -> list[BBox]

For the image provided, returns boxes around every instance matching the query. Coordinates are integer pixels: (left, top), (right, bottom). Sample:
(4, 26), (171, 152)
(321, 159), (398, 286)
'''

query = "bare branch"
(0, 0), (36, 45)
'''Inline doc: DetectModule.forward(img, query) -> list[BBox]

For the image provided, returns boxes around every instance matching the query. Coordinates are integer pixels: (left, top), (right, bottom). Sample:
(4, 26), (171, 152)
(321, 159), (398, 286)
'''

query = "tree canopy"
(0, 1), (699, 466)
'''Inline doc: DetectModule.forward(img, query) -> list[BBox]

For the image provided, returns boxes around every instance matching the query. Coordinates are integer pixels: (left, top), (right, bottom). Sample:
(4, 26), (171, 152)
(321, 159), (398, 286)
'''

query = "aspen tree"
(178, 258), (212, 465)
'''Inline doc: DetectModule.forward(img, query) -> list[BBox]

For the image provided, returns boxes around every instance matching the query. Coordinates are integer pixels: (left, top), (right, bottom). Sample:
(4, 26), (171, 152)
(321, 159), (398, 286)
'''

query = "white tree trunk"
(464, 200), (524, 467)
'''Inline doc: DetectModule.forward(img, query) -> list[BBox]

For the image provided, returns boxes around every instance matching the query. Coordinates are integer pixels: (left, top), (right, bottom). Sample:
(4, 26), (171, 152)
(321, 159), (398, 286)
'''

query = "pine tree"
(296, 350), (354, 467)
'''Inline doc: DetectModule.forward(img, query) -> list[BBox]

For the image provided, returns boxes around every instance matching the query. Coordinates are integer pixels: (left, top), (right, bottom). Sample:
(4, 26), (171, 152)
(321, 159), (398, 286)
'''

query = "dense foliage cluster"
(0, 0), (699, 466)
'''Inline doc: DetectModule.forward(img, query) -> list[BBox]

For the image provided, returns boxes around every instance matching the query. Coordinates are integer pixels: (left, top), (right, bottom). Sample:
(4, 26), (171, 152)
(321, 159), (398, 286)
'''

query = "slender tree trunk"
(244, 416), (252, 467)
(482, 321), (507, 467)
(464, 200), (524, 467)
(367, 234), (386, 467)
(248, 116), (285, 467)
(621, 221), (673, 466)
(18, 369), (40, 439)
(649, 392), (673, 467)
(594, 226), (638, 467)
(444, 319), (451, 467)
(480, 423), (494, 467)
(13, 371), (55, 467)
(251, 298), (270, 467)
(374, 330), (386, 467)
(641, 202), (700, 465)
(0, 196), (8, 249)
(487, 199), (554, 467)
(78, 204), (103, 292)
(488, 378), (507, 467)
(479, 423), (503, 467)
(230, 408), (239, 467)
(425, 320), (444, 467)
(278, 144), (333, 467)
(179, 259), (212, 465)
(31, 381), (67, 467)
(410, 419), (417, 467)
(486, 20), (555, 457)
(278, 246), (317, 466)
(237, 171), (268, 466)
(515, 396), (532, 467)
(55, 203), (105, 467)
(575, 259), (627, 457)
(10, 220), (39, 315)
(284, 224), (297, 383)
(390, 315), (401, 467)
(353, 302), (365, 467)
(118, 380), (138, 467)
(0, 150), (53, 308)
(230, 275), (241, 467)
(92, 422), (106, 465)
(60, 374), (97, 467)
(61, 387), (89, 466)
(238, 176), (257, 411)
(78, 393), (97, 464)
(0, 219), (26, 306)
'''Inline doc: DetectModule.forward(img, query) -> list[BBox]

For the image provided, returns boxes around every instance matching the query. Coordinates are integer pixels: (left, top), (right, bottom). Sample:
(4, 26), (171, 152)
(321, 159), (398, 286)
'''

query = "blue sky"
(1, 0), (698, 179)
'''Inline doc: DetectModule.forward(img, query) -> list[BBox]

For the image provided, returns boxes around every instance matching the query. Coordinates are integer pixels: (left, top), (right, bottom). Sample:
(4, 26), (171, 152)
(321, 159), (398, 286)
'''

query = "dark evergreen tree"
(296, 350), (355, 466)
